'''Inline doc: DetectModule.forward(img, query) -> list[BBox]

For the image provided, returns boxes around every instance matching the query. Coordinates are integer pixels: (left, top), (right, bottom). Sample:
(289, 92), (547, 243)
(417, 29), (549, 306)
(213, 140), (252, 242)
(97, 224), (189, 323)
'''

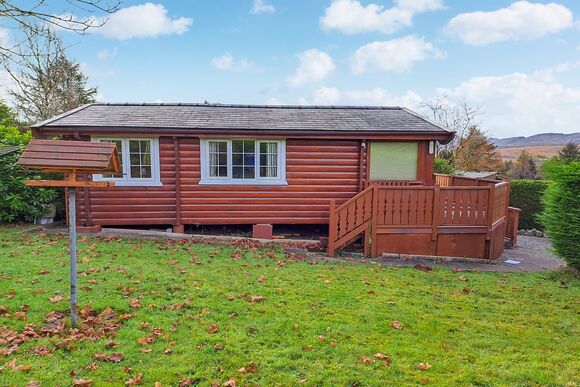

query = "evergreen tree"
(558, 142), (579, 164)
(511, 149), (538, 179)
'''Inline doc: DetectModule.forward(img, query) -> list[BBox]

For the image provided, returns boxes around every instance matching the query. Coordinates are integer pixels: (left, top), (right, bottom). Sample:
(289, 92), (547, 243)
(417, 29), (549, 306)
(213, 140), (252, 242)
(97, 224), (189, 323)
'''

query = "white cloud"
(446, 1), (574, 46)
(320, 0), (443, 35)
(437, 67), (580, 137)
(351, 35), (444, 74)
(97, 47), (118, 61)
(250, 0), (276, 14)
(287, 49), (335, 86)
(312, 87), (341, 104)
(75, 3), (192, 40)
(211, 53), (259, 72)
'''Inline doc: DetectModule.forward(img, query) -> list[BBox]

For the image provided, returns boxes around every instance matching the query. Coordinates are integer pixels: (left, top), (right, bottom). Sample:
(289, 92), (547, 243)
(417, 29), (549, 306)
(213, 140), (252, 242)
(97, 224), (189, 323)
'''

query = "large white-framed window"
(92, 137), (161, 186)
(200, 139), (286, 185)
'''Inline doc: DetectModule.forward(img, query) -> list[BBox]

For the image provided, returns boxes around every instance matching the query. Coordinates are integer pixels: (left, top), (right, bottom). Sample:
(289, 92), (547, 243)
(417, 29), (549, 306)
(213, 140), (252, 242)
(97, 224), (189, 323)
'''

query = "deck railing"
(328, 174), (514, 259)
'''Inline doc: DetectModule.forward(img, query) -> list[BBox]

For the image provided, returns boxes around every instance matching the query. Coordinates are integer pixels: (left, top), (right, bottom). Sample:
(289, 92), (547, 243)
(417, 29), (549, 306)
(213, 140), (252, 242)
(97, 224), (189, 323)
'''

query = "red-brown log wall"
(78, 137), (432, 227)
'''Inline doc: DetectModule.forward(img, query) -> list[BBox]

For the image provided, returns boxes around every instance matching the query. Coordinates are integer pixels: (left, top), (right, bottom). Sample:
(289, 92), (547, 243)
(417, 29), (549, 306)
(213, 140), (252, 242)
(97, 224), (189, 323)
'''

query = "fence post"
(431, 186), (440, 241)
(327, 200), (336, 257)
(370, 185), (379, 257)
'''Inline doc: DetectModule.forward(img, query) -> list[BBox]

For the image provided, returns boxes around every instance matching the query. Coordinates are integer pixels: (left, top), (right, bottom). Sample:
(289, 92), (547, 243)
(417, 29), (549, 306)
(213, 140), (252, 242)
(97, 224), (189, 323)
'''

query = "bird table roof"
(17, 139), (121, 174)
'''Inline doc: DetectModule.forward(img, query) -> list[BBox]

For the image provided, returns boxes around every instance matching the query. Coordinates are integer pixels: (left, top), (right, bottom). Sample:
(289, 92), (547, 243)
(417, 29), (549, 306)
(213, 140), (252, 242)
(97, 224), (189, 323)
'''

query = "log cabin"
(31, 103), (516, 260)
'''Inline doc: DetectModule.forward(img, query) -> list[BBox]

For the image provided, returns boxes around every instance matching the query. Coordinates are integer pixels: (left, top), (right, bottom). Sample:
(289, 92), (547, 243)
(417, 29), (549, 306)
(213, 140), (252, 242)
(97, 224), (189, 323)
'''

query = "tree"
(558, 142), (579, 164)
(0, 103), (56, 223)
(0, 1), (118, 61)
(540, 161), (580, 270)
(511, 149), (538, 179)
(2, 26), (97, 123)
(453, 126), (502, 172)
(421, 97), (482, 151)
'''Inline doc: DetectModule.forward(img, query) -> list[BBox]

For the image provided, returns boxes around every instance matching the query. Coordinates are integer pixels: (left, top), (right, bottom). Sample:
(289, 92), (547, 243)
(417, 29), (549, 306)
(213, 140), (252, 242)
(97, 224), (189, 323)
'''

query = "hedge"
(540, 162), (580, 269)
(509, 179), (549, 230)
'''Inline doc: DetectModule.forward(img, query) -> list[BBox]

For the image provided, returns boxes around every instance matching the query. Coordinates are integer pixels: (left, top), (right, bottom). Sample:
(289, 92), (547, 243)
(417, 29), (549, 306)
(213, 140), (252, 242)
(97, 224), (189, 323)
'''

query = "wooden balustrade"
(328, 174), (514, 260)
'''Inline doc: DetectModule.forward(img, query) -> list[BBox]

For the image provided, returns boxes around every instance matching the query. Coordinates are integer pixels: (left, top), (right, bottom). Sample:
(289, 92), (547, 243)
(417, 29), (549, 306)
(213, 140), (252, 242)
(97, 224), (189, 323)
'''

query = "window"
(369, 142), (418, 180)
(92, 137), (161, 186)
(200, 139), (286, 185)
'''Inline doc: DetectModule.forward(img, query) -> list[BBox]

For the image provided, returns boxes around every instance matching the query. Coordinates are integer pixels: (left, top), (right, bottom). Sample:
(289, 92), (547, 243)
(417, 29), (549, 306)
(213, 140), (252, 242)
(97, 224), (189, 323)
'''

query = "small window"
(93, 137), (161, 186)
(201, 139), (286, 185)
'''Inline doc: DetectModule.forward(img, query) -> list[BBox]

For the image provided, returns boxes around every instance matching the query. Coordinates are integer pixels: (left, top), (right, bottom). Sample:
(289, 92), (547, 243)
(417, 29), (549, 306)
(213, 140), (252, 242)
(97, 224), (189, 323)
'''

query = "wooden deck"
(328, 174), (515, 260)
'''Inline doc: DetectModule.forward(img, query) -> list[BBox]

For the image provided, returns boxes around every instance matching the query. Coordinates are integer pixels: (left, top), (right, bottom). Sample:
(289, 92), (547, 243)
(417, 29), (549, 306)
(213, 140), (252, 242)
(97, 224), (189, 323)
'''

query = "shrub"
(509, 180), (549, 230)
(434, 157), (455, 175)
(540, 162), (580, 269)
(0, 125), (57, 223)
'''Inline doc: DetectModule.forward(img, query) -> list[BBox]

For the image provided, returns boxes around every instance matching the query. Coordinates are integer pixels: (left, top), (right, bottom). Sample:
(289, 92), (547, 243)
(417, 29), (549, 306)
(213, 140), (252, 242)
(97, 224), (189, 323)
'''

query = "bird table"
(17, 139), (121, 326)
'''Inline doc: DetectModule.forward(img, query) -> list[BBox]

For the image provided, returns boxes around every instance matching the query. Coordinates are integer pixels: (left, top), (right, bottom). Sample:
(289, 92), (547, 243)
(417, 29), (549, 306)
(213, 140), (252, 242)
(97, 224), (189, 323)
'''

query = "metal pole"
(68, 188), (78, 327)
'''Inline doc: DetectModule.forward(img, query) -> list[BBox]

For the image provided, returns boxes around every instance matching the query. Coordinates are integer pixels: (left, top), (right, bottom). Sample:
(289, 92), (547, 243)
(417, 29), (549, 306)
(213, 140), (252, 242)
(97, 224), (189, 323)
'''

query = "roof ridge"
(30, 103), (94, 128)
(89, 102), (403, 110)
(400, 107), (454, 134)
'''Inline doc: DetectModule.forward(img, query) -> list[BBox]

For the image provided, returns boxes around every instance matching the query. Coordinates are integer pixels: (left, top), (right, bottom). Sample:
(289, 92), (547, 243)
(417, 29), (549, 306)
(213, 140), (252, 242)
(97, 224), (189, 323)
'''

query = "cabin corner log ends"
(328, 175), (515, 260)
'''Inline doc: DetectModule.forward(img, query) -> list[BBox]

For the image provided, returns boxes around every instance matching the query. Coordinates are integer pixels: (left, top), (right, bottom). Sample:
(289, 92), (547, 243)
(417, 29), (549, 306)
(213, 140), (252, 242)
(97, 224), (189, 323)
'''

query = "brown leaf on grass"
(418, 363), (432, 370)
(316, 335), (325, 342)
(26, 381), (40, 387)
(30, 346), (51, 356)
(238, 361), (257, 374)
(84, 363), (98, 371)
(360, 356), (374, 364)
(214, 343), (224, 351)
(94, 353), (124, 363)
(38, 270), (50, 275)
(140, 348), (152, 353)
(302, 345), (313, 351)
(123, 366), (132, 373)
(164, 348), (173, 354)
(125, 373), (143, 385)
(14, 311), (27, 320)
(208, 324), (218, 334)
(15, 364), (32, 372)
(223, 378), (237, 387)
(0, 305), (9, 314)
(250, 295), (264, 303)
(70, 370), (78, 377)
(105, 341), (118, 348)
(276, 260), (286, 267)
(139, 322), (149, 330)
(374, 353), (389, 360)
(179, 380), (193, 386)
(391, 320), (403, 330)
(129, 299), (141, 309)
(48, 295), (65, 303)
(458, 275), (468, 282)
(386, 301), (396, 305)
(81, 286), (92, 291)
(72, 380), (93, 387)
(463, 288), (473, 294)
(258, 275), (265, 283)
(154, 383), (161, 387)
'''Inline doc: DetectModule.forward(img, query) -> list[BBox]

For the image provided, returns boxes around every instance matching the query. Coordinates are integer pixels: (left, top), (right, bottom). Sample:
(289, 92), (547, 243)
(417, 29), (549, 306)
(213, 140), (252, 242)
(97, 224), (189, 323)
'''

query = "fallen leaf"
(31, 346), (51, 356)
(458, 275), (468, 282)
(72, 380), (93, 387)
(238, 361), (257, 374)
(250, 295), (264, 303)
(125, 373), (143, 385)
(84, 363), (98, 371)
(208, 324), (218, 334)
(164, 348), (173, 354)
(360, 356), (374, 364)
(15, 364), (32, 372)
(48, 295), (64, 303)
(391, 320), (403, 330)
(26, 381), (40, 387)
(258, 275), (265, 283)
(414, 264), (433, 272)
(223, 378), (236, 387)
(129, 299), (141, 309)
(374, 353), (389, 360)
(316, 335), (325, 342)
(418, 363), (432, 371)
(38, 270), (50, 275)
(214, 343), (224, 351)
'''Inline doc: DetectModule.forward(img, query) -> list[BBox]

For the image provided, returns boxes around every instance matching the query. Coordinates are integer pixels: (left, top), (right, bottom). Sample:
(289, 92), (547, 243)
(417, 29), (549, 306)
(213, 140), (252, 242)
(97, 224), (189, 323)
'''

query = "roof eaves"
(30, 103), (94, 128)
(400, 107), (454, 134)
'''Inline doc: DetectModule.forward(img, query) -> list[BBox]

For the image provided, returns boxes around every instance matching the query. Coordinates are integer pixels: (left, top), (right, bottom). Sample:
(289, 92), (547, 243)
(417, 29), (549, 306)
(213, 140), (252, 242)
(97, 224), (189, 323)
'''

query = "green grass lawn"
(0, 225), (578, 386)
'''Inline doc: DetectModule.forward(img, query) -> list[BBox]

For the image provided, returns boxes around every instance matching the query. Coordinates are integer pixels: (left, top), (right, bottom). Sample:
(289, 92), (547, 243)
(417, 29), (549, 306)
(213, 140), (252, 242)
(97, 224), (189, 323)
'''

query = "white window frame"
(200, 139), (287, 185)
(92, 137), (162, 187)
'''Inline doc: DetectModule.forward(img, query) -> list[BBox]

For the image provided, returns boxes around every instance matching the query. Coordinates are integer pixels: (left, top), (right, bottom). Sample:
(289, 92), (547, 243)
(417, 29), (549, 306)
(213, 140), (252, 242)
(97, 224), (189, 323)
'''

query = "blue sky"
(2, 0), (580, 137)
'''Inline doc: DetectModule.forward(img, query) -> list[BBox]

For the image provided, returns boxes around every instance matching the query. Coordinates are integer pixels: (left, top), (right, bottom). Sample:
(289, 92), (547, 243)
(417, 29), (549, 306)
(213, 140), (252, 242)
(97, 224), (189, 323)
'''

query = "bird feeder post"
(68, 187), (78, 327)
(17, 139), (120, 328)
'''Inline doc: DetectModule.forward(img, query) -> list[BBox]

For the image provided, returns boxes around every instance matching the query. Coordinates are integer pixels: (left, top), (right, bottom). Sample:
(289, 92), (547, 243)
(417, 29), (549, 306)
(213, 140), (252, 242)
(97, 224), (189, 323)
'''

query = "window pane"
(232, 140), (255, 179)
(369, 142), (418, 180)
(208, 141), (228, 177)
(259, 141), (278, 178)
(129, 140), (152, 179)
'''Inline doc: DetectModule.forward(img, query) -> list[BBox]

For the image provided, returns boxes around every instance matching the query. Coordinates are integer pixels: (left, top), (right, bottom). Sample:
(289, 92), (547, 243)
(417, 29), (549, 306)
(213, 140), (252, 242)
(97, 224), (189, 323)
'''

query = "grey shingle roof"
(32, 103), (452, 134)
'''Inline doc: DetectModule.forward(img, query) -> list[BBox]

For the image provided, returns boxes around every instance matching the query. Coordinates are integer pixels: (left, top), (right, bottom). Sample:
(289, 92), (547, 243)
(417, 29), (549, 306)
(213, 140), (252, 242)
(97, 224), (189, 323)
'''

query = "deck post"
(370, 185), (379, 258)
(327, 200), (336, 257)
(431, 186), (440, 241)
(68, 188), (79, 327)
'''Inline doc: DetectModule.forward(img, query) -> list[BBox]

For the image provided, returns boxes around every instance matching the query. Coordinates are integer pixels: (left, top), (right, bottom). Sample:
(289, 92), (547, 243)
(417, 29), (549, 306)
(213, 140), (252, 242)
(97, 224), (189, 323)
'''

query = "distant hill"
(491, 133), (580, 148)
